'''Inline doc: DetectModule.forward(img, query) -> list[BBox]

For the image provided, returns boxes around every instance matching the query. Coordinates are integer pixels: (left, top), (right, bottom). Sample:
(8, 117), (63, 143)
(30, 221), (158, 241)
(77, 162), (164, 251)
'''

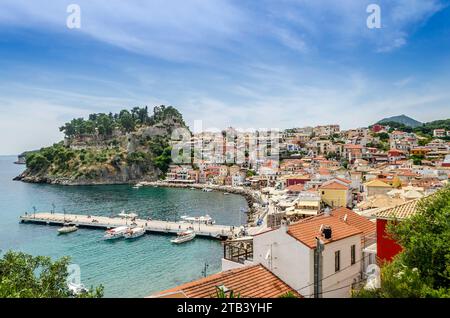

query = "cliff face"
(15, 162), (159, 185)
(14, 106), (189, 185)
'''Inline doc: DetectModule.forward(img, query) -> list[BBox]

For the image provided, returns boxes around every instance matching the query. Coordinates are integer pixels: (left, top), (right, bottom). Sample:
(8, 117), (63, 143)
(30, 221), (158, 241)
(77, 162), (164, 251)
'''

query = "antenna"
(201, 262), (209, 277)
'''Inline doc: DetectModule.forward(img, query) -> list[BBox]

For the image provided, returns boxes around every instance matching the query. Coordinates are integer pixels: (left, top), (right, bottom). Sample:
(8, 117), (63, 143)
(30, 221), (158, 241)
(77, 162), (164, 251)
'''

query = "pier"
(19, 213), (241, 239)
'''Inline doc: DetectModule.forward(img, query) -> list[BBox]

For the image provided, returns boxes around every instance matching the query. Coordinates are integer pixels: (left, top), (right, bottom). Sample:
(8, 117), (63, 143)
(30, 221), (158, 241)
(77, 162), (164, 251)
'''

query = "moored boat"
(58, 223), (78, 234)
(103, 226), (129, 240)
(124, 227), (145, 239)
(171, 230), (196, 244)
(180, 214), (215, 225)
(202, 188), (213, 192)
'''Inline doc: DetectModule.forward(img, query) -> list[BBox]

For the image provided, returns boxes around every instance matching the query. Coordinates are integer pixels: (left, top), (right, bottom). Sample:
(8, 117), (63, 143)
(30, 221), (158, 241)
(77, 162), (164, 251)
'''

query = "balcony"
(223, 239), (253, 264)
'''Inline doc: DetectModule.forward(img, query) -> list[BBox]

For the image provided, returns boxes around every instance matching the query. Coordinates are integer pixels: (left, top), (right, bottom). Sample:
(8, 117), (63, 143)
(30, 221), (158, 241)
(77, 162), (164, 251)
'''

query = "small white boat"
(103, 226), (129, 240)
(68, 281), (89, 295)
(171, 230), (196, 244)
(202, 188), (213, 192)
(223, 192), (231, 195)
(124, 227), (145, 239)
(132, 184), (142, 189)
(58, 224), (78, 234)
(118, 211), (138, 219)
(180, 214), (215, 225)
(189, 187), (196, 190)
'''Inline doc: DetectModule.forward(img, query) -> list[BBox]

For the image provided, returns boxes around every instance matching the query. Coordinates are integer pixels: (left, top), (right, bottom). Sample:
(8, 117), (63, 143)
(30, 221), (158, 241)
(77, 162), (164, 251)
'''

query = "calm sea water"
(0, 156), (247, 297)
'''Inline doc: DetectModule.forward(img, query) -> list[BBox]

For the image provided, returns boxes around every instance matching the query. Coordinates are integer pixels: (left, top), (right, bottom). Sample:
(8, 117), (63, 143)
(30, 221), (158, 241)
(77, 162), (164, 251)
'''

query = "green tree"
(118, 110), (136, 133)
(215, 286), (240, 298)
(353, 187), (450, 298)
(0, 251), (103, 298)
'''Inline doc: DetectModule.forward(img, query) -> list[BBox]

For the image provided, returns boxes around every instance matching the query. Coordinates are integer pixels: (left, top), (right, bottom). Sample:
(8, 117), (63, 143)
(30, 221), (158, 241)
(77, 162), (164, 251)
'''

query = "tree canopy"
(59, 105), (185, 138)
(0, 251), (104, 298)
(353, 186), (450, 298)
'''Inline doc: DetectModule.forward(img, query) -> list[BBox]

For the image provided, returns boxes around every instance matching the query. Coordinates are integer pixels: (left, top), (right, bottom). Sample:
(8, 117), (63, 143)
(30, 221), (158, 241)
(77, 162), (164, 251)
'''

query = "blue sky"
(0, 0), (450, 154)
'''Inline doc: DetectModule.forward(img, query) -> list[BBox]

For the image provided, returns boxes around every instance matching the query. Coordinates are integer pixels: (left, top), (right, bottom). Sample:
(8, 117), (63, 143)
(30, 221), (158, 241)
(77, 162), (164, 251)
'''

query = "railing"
(223, 241), (253, 264)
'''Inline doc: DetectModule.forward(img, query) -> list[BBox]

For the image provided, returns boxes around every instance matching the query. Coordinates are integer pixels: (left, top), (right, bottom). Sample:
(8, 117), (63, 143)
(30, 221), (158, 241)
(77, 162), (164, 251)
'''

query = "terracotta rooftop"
(152, 265), (301, 298)
(287, 184), (305, 192)
(319, 181), (349, 190)
(364, 179), (392, 188)
(331, 208), (376, 238)
(288, 214), (362, 249)
(375, 198), (420, 220)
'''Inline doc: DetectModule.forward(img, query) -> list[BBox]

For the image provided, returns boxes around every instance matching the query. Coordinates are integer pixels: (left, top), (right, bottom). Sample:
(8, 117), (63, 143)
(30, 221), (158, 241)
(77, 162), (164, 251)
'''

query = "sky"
(0, 0), (450, 155)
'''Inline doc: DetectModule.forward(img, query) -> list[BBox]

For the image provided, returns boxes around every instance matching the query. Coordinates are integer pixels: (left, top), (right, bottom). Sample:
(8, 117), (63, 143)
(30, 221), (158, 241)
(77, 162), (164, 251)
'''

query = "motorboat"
(171, 230), (196, 244)
(132, 184), (142, 189)
(124, 227), (145, 239)
(180, 214), (215, 225)
(58, 223), (78, 234)
(103, 226), (129, 240)
(118, 211), (138, 219)
(68, 281), (89, 295)
(223, 192), (231, 195)
(202, 188), (213, 192)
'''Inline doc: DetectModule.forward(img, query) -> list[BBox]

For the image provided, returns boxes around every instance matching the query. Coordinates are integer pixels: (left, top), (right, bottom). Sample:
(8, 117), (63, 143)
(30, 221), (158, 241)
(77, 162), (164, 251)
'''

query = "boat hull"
(171, 234), (196, 244)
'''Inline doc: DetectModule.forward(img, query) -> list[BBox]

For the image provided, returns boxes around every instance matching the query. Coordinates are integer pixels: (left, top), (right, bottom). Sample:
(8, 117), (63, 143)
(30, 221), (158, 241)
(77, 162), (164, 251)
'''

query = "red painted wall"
(377, 219), (403, 262)
(286, 178), (310, 187)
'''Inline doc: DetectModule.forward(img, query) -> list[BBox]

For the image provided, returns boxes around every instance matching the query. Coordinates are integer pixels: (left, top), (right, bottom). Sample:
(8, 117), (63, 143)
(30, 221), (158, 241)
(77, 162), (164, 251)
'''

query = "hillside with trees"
(14, 105), (189, 185)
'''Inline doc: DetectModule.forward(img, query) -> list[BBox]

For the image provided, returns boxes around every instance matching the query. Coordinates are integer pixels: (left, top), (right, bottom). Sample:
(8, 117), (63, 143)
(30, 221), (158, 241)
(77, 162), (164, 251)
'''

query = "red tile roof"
(288, 214), (362, 249)
(376, 198), (420, 220)
(331, 208), (375, 238)
(319, 181), (349, 190)
(287, 184), (305, 192)
(153, 265), (301, 298)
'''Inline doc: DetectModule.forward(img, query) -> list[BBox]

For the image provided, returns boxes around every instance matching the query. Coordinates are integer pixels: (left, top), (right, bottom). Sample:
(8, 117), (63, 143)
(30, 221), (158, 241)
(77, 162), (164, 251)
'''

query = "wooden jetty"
(19, 213), (241, 240)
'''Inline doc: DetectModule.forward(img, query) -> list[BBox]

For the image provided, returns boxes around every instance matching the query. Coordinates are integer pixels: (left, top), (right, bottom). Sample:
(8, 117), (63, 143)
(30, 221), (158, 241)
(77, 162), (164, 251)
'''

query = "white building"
(222, 208), (376, 298)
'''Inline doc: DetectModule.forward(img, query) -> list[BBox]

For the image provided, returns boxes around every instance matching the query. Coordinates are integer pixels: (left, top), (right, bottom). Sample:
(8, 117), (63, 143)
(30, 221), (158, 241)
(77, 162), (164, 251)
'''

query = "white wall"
(253, 227), (314, 297)
(321, 235), (362, 298)
(253, 227), (362, 298)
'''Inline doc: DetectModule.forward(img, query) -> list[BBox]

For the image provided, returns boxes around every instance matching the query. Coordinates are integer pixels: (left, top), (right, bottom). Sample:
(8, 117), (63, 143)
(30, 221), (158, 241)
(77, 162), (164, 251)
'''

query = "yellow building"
(364, 179), (392, 197)
(319, 181), (350, 208)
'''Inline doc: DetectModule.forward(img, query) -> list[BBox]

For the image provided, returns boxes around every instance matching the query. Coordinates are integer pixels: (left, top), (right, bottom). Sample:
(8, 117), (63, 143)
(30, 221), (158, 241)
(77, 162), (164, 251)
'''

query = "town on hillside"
(149, 120), (450, 298)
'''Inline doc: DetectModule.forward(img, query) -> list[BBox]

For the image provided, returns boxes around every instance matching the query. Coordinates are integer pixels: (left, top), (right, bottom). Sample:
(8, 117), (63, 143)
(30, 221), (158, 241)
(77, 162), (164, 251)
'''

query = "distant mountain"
(377, 115), (422, 128)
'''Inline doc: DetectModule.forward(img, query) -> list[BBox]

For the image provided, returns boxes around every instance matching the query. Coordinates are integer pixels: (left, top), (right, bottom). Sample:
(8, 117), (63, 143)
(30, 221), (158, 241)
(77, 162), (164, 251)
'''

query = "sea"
(0, 156), (248, 297)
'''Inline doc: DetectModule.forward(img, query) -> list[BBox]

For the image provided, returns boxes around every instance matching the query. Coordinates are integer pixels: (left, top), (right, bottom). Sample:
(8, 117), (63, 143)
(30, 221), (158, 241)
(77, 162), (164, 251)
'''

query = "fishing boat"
(103, 226), (129, 240)
(58, 223), (78, 234)
(68, 281), (89, 295)
(171, 230), (196, 244)
(180, 214), (215, 225)
(123, 227), (145, 239)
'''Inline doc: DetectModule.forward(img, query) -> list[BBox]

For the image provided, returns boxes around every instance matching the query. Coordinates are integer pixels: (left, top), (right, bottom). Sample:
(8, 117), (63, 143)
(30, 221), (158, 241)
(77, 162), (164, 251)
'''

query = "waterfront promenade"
(20, 212), (241, 239)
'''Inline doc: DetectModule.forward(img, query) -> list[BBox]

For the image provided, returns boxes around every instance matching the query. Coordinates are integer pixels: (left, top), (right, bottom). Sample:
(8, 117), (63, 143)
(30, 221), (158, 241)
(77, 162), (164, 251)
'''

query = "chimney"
(322, 226), (332, 239)
(280, 217), (289, 233)
(324, 207), (331, 216)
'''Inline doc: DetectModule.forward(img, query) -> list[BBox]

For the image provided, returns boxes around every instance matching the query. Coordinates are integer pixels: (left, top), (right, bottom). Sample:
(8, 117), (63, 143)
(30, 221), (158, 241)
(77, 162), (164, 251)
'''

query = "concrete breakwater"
(139, 181), (263, 225)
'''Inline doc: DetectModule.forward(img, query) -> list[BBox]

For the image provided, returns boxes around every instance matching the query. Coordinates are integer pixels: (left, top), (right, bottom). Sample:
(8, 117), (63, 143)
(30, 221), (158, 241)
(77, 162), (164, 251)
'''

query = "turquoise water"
(0, 156), (247, 297)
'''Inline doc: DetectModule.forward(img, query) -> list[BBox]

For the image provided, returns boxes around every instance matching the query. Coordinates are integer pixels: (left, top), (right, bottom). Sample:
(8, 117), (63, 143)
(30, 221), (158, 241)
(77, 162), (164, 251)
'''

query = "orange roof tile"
(287, 184), (305, 192)
(331, 208), (375, 237)
(376, 198), (420, 220)
(319, 181), (349, 190)
(153, 265), (301, 298)
(288, 214), (362, 249)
